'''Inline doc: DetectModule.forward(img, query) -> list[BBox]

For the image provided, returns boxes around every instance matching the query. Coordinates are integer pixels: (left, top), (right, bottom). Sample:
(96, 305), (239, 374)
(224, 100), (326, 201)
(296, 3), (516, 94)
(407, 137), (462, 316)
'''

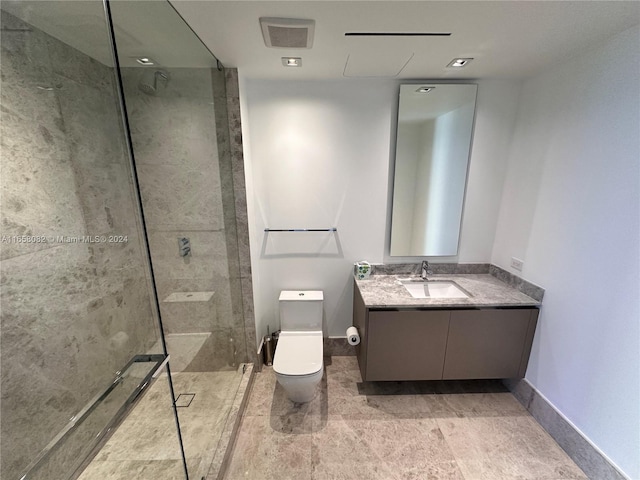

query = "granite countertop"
(355, 273), (541, 308)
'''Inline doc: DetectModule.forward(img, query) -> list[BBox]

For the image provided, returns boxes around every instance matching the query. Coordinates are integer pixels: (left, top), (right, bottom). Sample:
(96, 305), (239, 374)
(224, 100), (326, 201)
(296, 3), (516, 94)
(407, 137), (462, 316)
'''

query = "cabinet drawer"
(366, 310), (449, 381)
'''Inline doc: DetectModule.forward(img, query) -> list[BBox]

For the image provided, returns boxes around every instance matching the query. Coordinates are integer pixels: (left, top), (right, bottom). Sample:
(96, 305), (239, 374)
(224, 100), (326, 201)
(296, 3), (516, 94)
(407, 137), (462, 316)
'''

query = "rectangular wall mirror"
(389, 84), (477, 257)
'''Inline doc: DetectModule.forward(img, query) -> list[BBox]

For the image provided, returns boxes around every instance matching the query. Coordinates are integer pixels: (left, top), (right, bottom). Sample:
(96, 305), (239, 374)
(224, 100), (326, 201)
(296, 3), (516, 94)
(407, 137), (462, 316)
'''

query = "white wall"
(241, 78), (520, 340)
(241, 78), (396, 341)
(492, 26), (640, 479)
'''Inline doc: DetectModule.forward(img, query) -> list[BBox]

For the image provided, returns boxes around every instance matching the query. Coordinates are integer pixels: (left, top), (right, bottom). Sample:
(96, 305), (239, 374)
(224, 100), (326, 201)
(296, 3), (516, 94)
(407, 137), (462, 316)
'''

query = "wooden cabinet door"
(443, 309), (533, 379)
(366, 310), (449, 381)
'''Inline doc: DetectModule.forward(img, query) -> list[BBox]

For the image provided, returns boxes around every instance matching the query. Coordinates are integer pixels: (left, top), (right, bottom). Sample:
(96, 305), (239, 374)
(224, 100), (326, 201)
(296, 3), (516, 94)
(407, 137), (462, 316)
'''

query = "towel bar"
(264, 228), (337, 232)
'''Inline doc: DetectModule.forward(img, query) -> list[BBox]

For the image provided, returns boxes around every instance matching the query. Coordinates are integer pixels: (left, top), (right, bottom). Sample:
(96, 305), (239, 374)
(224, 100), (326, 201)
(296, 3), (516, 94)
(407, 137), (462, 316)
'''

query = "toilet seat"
(273, 330), (323, 376)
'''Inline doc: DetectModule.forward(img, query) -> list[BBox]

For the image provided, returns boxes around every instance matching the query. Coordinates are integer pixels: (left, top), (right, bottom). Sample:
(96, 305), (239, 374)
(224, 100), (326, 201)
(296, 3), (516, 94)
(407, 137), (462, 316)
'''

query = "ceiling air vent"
(260, 17), (315, 48)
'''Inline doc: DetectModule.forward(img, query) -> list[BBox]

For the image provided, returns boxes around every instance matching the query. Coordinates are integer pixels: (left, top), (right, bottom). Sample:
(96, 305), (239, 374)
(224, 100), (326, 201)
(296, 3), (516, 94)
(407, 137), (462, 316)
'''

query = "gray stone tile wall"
(0, 12), (160, 479)
(224, 68), (257, 365)
(122, 66), (254, 370)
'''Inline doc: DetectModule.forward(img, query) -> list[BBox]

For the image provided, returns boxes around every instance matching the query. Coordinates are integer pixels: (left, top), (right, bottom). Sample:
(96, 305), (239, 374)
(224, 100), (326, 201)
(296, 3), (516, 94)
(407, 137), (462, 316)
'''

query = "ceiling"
(3, 1), (638, 79)
(171, 0), (640, 80)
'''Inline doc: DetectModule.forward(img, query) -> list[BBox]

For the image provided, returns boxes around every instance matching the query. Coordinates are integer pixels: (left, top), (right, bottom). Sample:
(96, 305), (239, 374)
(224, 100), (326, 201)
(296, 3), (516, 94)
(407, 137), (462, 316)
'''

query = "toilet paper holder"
(346, 326), (360, 346)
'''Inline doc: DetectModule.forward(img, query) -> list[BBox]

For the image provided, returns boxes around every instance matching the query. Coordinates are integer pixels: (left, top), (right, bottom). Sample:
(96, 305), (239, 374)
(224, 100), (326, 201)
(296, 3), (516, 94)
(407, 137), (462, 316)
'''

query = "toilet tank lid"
(279, 290), (323, 301)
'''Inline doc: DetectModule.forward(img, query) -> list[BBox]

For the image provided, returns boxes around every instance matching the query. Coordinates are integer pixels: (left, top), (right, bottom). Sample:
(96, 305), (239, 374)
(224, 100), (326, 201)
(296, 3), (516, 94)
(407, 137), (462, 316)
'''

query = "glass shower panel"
(0, 1), (185, 479)
(109, 2), (249, 478)
(75, 365), (187, 480)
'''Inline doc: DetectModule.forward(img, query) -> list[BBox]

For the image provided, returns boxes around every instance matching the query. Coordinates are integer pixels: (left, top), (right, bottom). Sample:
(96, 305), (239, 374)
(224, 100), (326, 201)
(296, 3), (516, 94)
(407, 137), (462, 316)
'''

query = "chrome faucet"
(421, 260), (433, 280)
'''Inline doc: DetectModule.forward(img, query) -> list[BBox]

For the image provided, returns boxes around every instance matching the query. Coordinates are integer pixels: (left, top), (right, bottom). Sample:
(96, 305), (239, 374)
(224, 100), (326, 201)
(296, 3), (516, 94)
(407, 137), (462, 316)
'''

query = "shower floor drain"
(175, 393), (195, 408)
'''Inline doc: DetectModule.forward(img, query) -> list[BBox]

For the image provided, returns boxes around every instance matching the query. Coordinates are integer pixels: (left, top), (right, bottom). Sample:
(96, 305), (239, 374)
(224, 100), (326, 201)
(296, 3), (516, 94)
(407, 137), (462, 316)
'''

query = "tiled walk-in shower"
(0, 1), (255, 479)
(78, 368), (251, 480)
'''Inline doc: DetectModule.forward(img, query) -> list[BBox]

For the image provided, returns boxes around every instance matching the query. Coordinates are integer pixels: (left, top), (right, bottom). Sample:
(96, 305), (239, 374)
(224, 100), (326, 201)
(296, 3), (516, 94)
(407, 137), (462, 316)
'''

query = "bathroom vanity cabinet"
(353, 286), (539, 382)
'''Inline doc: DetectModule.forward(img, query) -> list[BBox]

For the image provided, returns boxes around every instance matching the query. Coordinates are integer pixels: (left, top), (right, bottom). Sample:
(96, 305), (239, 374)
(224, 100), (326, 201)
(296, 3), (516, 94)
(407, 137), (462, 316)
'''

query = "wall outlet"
(511, 257), (524, 271)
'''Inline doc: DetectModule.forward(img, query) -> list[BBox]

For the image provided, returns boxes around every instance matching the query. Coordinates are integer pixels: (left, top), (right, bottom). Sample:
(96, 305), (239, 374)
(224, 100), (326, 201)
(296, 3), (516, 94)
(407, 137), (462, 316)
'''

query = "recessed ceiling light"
(136, 57), (155, 66)
(447, 58), (473, 68)
(416, 86), (435, 93)
(282, 57), (302, 67)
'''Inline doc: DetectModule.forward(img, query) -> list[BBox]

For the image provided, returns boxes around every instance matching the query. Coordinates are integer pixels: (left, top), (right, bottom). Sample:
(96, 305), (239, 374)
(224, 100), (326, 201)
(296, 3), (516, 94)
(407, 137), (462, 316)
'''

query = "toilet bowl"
(274, 331), (323, 402)
(273, 291), (324, 403)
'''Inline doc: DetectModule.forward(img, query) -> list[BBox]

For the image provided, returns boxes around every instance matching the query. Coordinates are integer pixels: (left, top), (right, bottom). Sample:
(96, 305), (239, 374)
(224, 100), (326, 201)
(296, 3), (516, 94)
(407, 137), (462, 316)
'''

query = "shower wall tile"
(232, 324), (249, 367)
(131, 131), (219, 168)
(236, 218), (252, 279)
(0, 108), (85, 259)
(46, 27), (115, 92)
(145, 230), (229, 281)
(227, 275), (245, 329)
(241, 276), (257, 360)
(130, 96), (217, 138)
(122, 66), (251, 370)
(59, 71), (137, 235)
(119, 65), (255, 371)
(225, 68), (258, 362)
(212, 66), (251, 368)
(160, 301), (217, 334)
(73, 162), (139, 235)
(1, 12), (161, 480)
(211, 278), (235, 328)
(0, 21), (82, 261)
(223, 69), (239, 98)
(228, 134), (248, 237)
(0, 243), (156, 398)
(122, 69), (217, 151)
(223, 70), (251, 281)
(0, 243), (156, 477)
(211, 68), (232, 179)
(56, 75), (129, 167)
(1, 247), (95, 475)
(0, 19), (53, 85)
(174, 327), (245, 372)
(136, 163), (224, 231)
(127, 102), (217, 157)
(161, 67), (220, 100)
(0, 64), (63, 135)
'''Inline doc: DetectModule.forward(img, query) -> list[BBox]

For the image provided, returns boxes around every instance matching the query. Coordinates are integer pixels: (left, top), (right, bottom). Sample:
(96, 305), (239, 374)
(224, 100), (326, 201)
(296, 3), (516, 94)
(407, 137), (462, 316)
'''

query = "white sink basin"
(401, 280), (469, 299)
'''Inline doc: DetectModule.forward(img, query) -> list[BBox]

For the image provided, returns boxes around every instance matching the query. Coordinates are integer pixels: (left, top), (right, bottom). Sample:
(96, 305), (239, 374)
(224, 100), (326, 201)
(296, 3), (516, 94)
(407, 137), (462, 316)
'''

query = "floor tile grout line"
(433, 418), (470, 480)
(227, 358), (586, 480)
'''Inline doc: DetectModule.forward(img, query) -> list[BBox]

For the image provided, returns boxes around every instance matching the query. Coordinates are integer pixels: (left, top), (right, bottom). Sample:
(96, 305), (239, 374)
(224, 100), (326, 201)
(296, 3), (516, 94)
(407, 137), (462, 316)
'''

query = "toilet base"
(286, 386), (318, 403)
(275, 367), (323, 403)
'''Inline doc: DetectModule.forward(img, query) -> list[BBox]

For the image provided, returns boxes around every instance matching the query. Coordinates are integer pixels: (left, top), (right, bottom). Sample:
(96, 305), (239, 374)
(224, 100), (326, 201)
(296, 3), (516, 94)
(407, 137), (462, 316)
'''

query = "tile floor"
(79, 370), (242, 480)
(224, 357), (587, 480)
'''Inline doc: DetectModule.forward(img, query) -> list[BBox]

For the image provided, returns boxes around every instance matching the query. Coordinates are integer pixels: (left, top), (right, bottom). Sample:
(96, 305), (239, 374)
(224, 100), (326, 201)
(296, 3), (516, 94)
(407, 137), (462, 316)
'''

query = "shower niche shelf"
(163, 291), (215, 303)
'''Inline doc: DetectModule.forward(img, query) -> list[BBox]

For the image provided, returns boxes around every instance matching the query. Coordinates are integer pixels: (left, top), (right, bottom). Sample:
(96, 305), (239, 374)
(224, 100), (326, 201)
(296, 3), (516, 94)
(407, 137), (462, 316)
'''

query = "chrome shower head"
(138, 69), (169, 96)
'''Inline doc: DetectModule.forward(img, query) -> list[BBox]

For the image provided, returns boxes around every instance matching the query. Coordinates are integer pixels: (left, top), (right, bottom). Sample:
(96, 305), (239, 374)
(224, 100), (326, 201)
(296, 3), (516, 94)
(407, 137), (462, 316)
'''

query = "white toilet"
(273, 290), (324, 403)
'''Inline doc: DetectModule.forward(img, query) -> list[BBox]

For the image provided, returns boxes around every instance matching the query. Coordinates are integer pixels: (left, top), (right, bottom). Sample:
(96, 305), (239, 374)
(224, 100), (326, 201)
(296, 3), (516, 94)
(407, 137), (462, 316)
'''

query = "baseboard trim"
(257, 336), (358, 365)
(324, 336), (356, 356)
(503, 378), (629, 480)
